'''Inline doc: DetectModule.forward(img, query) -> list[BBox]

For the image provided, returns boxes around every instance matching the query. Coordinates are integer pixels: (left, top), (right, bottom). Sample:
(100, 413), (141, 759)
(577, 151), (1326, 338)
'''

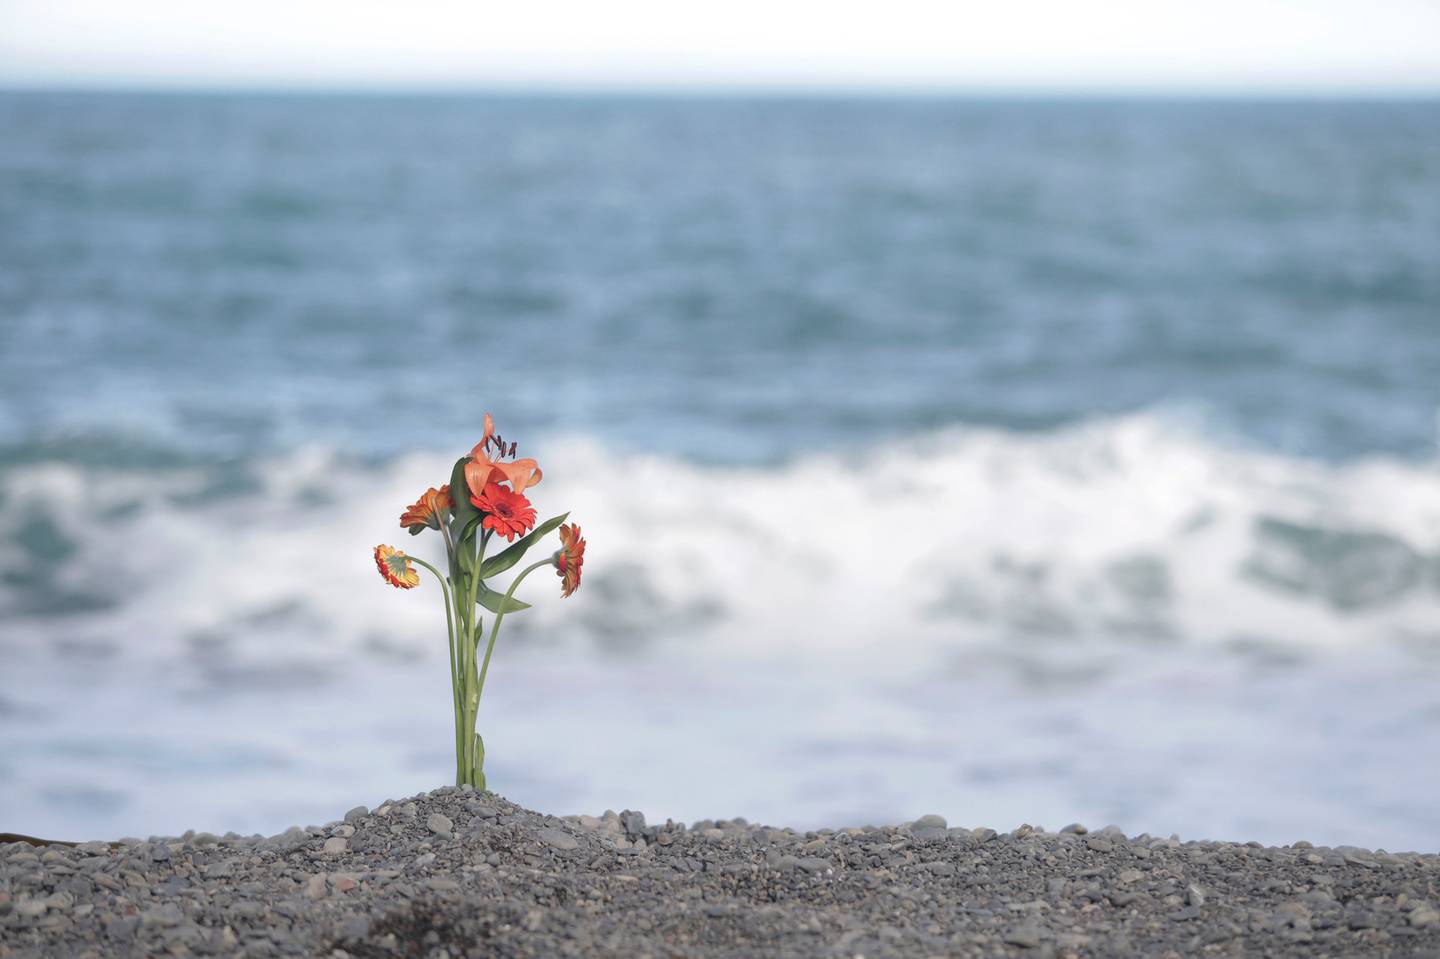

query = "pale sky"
(2, 0), (1439, 93)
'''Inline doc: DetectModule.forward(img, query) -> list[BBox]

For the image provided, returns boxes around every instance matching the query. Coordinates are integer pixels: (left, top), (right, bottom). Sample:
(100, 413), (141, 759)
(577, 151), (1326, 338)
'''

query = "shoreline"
(3, 788), (1438, 957)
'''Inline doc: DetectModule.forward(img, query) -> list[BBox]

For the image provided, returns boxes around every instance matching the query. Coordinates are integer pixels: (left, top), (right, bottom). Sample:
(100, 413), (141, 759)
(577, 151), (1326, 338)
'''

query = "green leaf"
(480, 512), (569, 579)
(407, 524), (424, 536)
(448, 455), (479, 530)
(476, 580), (531, 614)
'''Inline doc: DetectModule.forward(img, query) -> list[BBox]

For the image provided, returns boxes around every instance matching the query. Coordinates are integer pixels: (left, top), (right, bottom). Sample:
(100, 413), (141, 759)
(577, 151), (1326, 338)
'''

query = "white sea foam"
(1, 414), (1436, 667)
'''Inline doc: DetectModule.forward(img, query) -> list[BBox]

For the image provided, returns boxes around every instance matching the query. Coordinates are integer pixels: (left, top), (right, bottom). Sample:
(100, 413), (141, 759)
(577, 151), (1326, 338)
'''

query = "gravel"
(2, 794), (1438, 958)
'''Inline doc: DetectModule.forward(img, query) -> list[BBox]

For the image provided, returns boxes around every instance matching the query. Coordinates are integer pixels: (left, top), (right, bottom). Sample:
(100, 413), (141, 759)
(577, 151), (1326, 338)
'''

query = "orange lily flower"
(464, 412), (542, 501)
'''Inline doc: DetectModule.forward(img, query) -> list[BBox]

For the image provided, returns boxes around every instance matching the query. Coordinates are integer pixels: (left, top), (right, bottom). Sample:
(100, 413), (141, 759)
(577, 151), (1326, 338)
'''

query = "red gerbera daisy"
(471, 482), (537, 542)
(553, 523), (585, 598)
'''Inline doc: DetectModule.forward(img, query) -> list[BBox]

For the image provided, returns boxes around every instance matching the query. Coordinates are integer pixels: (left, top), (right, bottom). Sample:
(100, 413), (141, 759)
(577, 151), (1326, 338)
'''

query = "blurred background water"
(1, 92), (1438, 849)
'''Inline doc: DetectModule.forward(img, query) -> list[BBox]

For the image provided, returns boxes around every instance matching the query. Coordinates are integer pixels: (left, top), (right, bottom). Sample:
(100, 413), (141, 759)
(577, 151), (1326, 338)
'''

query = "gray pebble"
(537, 827), (579, 851)
(15, 789), (1440, 959)
(1005, 924), (1042, 948)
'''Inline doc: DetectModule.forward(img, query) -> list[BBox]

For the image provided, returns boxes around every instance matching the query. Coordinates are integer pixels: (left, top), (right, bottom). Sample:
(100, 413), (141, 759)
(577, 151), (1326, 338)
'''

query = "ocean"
(1, 92), (1438, 849)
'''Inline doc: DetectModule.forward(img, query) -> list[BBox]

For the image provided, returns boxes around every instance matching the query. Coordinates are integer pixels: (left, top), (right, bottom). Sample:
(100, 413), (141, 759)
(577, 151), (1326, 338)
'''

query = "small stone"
(1086, 837), (1114, 853)
(149, 843), (170, 862)
(913, 814), (947, 830)
(1347, 909), (1376, 930)
(427, 878), (460, 891)
(1118, 869), (1142, 884)
(1171, 906), (1201, 921)
(338, 916), (371, 939)
(620, 810), (647, 838)
(322, 838), (348, 856)
(304, 874), (328, 899)
(105, 916), (141, 940)
(798, 857), (832, 874)
(537, 828), (579, 851)
(16, 898), (48, 918)
(344, 806), (368, 823)
(141, 903), (185, 927)
(1004, 924), (1041, 948)
(427, 813), (454, 836)
(1409, 906), (1439, 927)
(331, 874), (360, 894)
(1060, 823), (1088, 835)
(1186, 884), (1206, 907)
(196, 926), (238, 954)
(971, 828), (997, 843)
(921, 861), (955, 876)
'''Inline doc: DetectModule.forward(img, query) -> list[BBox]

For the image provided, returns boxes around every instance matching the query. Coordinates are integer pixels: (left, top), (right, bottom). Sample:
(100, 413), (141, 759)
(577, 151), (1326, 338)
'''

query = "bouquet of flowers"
(372, 414), (585, 789)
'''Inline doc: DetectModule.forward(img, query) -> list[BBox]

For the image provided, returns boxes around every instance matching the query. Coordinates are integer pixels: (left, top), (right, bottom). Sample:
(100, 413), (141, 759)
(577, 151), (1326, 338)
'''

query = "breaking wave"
(1, 414), (1438, 676)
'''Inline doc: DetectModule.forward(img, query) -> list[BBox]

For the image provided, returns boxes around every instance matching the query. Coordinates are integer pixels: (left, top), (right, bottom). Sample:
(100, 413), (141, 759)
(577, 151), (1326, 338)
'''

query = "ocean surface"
(1, 92), (1438, 849)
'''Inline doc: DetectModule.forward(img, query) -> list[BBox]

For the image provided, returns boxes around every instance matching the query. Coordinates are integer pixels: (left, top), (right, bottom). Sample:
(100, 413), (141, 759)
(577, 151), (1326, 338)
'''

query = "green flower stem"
(459, 530), (491, 784)
(409, 556), (465, 782)
(474, 558), (552, 713)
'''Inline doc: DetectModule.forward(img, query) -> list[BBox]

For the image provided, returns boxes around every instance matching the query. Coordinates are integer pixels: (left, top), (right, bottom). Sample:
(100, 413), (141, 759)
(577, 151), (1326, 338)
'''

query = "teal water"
(1, 94), (1437, 465)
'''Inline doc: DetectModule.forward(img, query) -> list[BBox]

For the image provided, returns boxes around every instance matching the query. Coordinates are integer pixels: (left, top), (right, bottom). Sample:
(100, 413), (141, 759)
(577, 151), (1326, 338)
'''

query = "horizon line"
(3, 80), (1440, 101)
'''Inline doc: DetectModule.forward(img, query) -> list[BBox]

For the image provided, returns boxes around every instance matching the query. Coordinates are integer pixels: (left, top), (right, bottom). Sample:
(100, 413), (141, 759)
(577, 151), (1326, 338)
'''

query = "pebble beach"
(2, 789), (1438, 958)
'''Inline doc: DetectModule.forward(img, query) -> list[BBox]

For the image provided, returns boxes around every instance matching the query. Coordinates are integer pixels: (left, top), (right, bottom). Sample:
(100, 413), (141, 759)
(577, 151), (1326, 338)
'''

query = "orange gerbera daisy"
(374, 544), (420, 589)
(399, 485), (453, 532)
(553, 523), (585, 597)
(471, 482), (537, 542)
(464, 413), (542, 502)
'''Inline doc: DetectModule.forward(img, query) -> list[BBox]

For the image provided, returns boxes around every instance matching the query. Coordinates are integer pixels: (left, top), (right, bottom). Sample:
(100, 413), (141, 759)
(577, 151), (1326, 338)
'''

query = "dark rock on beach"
(2, 790), (1438, 957)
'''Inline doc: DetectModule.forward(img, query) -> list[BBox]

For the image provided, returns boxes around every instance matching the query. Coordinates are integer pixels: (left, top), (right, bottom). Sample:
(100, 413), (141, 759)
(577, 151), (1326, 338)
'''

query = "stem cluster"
(414, 526), (551, 788)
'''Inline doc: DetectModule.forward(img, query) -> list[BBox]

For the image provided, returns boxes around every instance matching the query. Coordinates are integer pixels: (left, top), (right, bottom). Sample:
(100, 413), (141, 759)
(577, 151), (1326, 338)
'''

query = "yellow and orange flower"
(471, 482), (537, 542)
(554, 523), (585, 597)
(464, 413), (542, 501)
(399, 485), (453, 532)
(374, 544), (420, 589)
